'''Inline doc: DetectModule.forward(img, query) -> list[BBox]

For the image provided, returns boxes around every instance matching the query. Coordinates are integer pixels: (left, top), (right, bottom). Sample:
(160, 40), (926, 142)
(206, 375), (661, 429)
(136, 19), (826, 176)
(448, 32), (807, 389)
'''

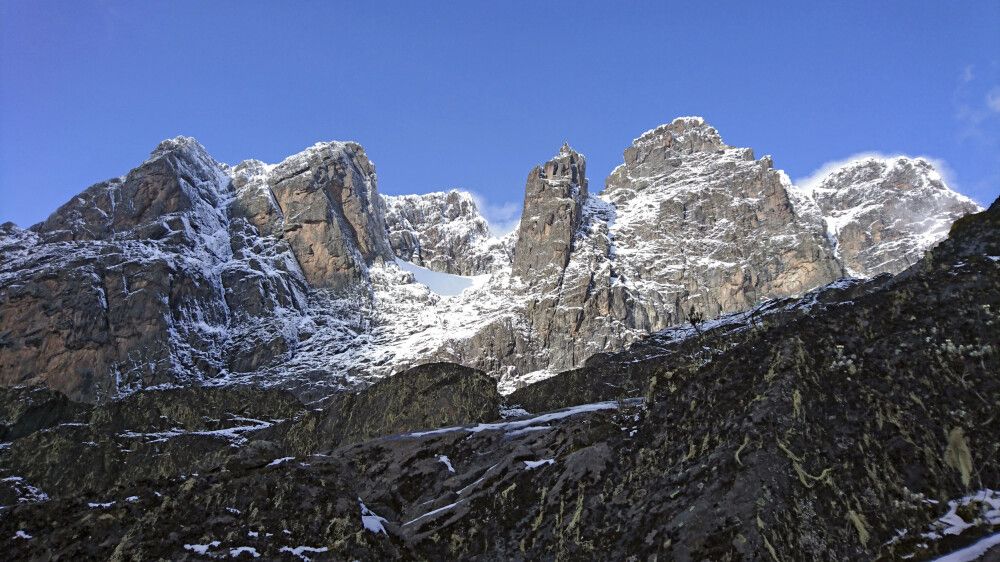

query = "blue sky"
(2, 1), (999, 230)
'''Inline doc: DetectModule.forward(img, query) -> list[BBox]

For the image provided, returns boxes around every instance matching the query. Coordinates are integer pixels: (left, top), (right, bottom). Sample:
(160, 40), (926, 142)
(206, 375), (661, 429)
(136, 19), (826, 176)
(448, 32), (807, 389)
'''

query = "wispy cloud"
(987, 87), (1000, 113)
(953, 63), (1000, 145)
(794, 152), (957, 194)
(468, 192), (521, 236)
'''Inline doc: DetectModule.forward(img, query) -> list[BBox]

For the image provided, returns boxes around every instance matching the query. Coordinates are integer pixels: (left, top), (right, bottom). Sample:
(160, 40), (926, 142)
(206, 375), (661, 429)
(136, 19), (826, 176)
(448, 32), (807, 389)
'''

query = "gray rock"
(797, 156), (982, 275)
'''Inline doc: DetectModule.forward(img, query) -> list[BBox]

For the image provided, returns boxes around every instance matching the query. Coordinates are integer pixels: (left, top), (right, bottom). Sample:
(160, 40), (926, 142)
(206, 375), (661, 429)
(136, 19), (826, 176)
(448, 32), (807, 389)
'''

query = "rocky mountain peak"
(147, 135), (212, 161)
(626, 116), (726, 162)
(31, 135), (232, 248)
(793, 154), (983, 275)
(542, 143), (587, 193)
(0, 125), (986, 405)
(512, 145), (589, 279)
(236, 139), (394, 289)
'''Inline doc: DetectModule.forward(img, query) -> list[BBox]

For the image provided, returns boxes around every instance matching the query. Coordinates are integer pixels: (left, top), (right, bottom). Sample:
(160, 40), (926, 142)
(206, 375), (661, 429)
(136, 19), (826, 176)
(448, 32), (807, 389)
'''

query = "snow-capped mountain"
(0, 119), (982, 401)
(383, 190), (512, 275)
(790, 155), (981, 275)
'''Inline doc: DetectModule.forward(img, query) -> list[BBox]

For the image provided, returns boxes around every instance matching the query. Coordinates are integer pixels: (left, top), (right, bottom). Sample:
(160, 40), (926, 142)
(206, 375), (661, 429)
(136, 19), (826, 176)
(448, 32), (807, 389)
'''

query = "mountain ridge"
(0, 117), (982, 401)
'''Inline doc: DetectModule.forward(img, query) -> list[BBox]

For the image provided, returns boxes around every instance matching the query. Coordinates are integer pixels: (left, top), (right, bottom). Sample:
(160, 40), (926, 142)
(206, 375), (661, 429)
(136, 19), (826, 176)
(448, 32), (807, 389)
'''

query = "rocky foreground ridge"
(0, 117), (982, 401)
(1, 195), (998, 560)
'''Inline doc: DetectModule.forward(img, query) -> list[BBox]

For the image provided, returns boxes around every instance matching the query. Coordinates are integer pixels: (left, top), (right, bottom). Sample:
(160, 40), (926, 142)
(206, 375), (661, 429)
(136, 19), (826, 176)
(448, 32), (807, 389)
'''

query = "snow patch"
(359, 498), (388, 535)
(266, 456), (295, 467)
(393, 258), (486, 296)
(437, 455), (455, 473)
(184, 541), (220, 555)
(932, 532), (1000, 562)
(279, 545), (329, 561)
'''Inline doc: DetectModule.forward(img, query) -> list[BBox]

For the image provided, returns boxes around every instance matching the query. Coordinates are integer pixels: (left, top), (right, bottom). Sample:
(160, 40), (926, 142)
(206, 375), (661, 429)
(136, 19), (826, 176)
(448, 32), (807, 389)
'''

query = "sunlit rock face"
(601, 117), (844, 329)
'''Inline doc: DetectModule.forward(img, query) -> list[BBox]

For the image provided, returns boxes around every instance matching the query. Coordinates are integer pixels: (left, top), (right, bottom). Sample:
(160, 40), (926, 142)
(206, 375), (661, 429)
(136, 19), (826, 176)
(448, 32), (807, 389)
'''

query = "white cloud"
(953, 64), (1000, 144)
(961, 64), (975, 84)
(468, 191), (521, 236)
(793, 152), (957, 194)
(987, 87), (1000, 113)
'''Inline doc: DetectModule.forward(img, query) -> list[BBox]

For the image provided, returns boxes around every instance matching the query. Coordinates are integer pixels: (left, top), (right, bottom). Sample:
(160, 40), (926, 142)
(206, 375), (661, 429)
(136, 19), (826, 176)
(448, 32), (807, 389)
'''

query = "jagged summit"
(147, 135), (210, 160)
(630, 116), (724, 154)
(789, 154), (982, 275)
(382, 189), (511, 275)
(799, 154), (954, 195)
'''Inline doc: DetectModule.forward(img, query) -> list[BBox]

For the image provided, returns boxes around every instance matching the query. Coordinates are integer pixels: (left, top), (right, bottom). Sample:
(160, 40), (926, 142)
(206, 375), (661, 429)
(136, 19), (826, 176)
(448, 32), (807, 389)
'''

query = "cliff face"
(0, 139), (391, 401)
(0, 120), (983, 401)
(232, 141), (393, 289)
(602, 117), (844, 328)
(0, 139), (307, 401)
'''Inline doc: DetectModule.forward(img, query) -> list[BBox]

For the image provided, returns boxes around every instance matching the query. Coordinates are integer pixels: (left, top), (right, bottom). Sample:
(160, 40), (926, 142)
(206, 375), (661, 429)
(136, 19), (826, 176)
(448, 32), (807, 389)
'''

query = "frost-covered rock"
(383, 190), (509, 275)
(0, 123), (982, 401)
(792, 156), (982, 276)
(0, 138), (311, 401)
(602, 116), (844, 328)
(236, 141), (394, 289)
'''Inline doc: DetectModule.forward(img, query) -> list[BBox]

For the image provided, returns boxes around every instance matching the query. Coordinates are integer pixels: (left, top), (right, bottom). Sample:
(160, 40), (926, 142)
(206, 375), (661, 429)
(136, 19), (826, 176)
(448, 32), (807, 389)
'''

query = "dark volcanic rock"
(283, 362), (502, 451)
(0, 386), (84, 442)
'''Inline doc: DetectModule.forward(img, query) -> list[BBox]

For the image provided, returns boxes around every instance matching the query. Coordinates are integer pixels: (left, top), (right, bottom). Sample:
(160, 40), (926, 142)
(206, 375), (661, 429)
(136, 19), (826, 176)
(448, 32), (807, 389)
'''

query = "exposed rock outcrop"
(2, 196), (998, 560)
(511, 143), (588, 279)
(234, 141), (394, 289)
(0, 139), (383, 401)
(603, 117), (844, 327)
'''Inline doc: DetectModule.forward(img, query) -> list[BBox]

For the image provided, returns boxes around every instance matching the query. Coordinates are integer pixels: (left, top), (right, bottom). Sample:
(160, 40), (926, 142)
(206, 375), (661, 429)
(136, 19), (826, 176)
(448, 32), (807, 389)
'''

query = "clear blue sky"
(2, 1), (999, 230)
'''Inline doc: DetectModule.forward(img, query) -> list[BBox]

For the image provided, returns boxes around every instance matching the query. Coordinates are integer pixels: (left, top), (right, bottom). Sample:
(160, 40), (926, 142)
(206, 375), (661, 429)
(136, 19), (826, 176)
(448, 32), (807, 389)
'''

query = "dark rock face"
(0, 386), (83, 442)
(3, 198), (997, 560)
(283, 362), (502, 451)
(0, 139), (397, 402)
(511, 143), (588, 279)
(0, 139), (314, 402)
